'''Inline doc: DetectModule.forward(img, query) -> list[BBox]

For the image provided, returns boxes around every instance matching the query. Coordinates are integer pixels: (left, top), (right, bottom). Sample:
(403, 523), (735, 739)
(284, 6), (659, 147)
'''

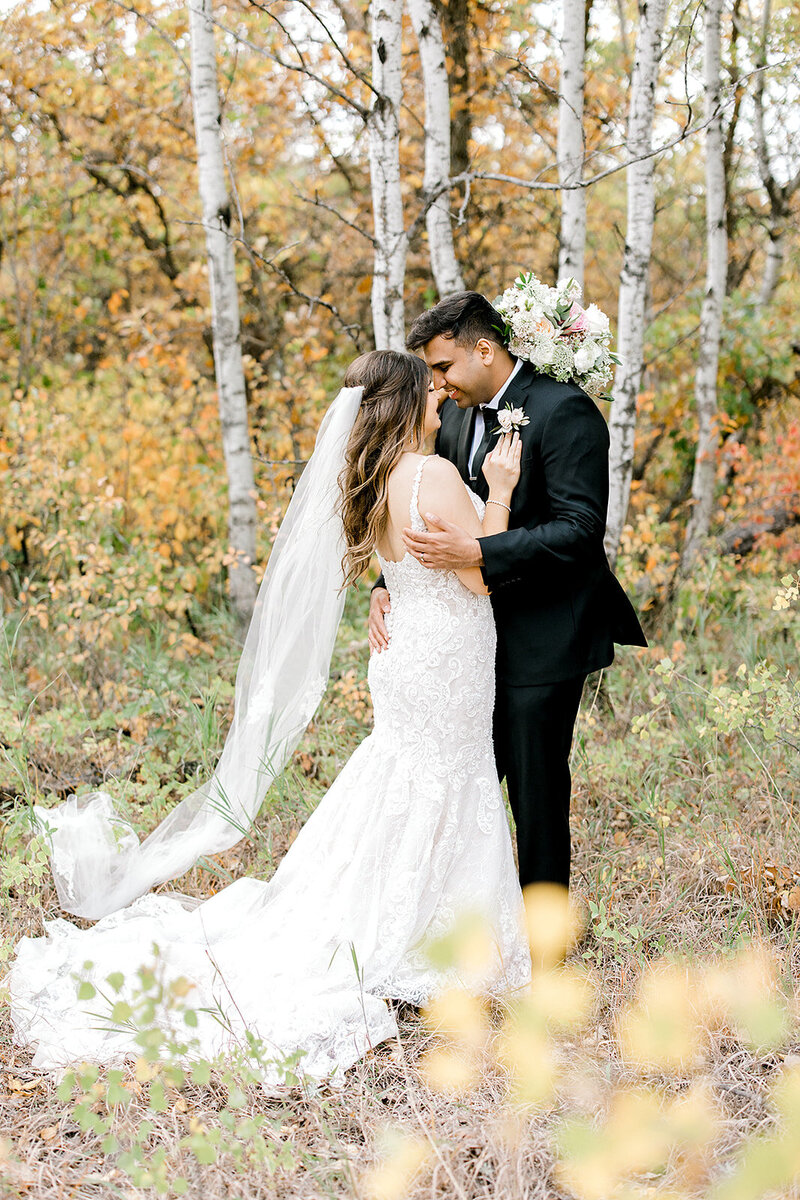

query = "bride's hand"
(482, 432), (522, 501)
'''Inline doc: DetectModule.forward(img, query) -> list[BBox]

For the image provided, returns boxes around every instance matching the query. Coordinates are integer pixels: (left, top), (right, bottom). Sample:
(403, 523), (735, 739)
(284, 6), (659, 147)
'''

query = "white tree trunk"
(752, 0), (798, 312)
(757, 222), (784, 310)
(368, 0), (407, 350)
(408, 0), (465, 297)
(605, 0), (669, 565)
(557, 0), (586, 287)
(189, 0), (257, 625)
(680, 0), (727, 572)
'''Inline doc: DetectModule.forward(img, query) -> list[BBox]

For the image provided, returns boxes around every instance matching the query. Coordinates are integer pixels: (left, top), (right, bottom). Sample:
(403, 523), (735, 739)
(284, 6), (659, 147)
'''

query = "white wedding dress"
(9, 459), (531, 1084)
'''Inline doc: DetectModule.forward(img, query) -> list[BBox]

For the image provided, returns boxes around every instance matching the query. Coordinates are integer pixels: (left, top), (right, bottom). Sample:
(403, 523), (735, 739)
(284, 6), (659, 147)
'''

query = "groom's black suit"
(433, 362), (646, 888)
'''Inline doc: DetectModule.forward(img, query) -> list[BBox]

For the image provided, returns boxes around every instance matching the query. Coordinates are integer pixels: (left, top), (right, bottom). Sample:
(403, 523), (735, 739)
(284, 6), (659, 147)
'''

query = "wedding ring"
(420, 552), (426, 563)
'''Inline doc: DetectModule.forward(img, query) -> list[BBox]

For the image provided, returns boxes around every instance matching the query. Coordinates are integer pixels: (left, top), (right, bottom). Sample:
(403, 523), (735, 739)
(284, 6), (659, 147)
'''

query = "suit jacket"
(433, 361), (647, 686)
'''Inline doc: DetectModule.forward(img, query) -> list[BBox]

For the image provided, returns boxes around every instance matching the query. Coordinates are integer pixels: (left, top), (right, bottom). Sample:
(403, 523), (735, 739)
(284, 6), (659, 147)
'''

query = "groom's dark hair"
(406, 291), (508, 352)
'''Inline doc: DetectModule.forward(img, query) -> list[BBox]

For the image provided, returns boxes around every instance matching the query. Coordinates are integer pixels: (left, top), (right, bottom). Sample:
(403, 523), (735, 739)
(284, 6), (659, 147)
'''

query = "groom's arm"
(478, 392), (609, 588)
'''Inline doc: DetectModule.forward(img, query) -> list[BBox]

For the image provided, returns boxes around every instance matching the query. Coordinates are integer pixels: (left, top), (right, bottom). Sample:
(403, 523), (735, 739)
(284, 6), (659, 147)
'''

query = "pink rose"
(563, 302), (587, 333)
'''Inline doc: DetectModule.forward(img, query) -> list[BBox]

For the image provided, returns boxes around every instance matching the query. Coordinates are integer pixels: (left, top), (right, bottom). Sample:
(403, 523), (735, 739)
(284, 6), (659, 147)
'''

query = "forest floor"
(1, 560), (799, 1199)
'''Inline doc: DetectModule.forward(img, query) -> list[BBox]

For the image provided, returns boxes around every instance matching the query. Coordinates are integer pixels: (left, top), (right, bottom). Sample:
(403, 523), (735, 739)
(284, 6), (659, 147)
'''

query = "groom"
(369, 291), (646, 891)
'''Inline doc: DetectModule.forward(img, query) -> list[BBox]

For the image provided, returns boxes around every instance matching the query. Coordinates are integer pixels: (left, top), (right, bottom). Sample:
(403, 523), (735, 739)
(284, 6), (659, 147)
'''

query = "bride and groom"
(9, 290), (645, 1084)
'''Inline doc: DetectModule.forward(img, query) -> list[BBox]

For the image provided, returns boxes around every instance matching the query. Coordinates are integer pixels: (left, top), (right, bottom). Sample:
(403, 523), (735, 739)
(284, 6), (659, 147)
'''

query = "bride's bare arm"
(416, 457), (491, 595)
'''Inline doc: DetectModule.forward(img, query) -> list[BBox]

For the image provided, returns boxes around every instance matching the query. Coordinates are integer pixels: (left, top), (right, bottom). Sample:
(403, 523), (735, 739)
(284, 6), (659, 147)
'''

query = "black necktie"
(469, 408), (496, 481)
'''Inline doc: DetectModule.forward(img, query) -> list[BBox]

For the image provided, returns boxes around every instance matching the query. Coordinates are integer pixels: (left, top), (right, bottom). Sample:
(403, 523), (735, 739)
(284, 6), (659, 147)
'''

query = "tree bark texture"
(757, 221), (785, 309)
(753, 0), (800, 311)
(441, 0), (471, 187)
(188, 0), (257, 624)
(557, 0), (587, 287)
(605, 0), (669, 565)
(368, 0), (407, 351)
(680, 0), (727, 572)
(408, 0), (465, 297)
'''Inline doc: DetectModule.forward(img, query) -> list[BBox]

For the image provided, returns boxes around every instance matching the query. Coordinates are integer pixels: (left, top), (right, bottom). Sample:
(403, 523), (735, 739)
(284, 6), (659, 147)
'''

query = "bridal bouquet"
(494, 273), (620, 399)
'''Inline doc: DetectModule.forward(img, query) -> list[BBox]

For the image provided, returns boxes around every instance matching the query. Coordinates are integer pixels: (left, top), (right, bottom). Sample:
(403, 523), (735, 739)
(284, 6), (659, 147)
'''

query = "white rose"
(515, 308), (546, 339)
(573, 341), (601, 373)
(496, 409), (514, 433)
(510, 407), (527, 426)
(583, 303), (610, 338)
(557, 276), (582, 301)
(530, 338), (556, 368)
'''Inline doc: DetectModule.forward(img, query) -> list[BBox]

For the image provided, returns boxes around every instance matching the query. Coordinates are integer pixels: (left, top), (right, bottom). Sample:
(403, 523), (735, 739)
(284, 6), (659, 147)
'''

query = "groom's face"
(422, 334), (497, 409)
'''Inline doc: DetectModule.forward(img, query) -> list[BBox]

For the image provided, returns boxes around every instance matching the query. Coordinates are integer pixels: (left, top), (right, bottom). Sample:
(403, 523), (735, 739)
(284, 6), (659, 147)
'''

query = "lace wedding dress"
(9, 459), (531, 1084)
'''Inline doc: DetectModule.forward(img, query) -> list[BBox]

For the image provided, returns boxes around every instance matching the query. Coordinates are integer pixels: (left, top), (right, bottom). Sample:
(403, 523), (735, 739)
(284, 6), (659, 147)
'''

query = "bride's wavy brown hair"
(338, 349), (431, 588)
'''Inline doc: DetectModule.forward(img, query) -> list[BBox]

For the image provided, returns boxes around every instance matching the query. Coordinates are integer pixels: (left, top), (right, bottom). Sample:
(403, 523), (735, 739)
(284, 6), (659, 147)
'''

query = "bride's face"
(422, 380), (445, 438)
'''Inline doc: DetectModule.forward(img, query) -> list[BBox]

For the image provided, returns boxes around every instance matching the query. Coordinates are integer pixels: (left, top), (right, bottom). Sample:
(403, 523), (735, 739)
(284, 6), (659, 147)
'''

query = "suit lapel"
(498, 362), (537, 416)
(471, 364), (538, 497)
(455, 405), (477, 481)
(470, 418), (496, 491)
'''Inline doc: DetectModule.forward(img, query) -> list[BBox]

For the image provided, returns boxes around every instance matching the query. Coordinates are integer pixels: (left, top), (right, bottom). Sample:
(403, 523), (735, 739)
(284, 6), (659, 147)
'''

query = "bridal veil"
(33, 386), (364, 920)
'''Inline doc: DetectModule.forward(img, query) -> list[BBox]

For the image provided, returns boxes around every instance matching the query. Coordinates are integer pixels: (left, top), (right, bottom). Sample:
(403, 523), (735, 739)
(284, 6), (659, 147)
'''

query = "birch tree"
(189, 0), (257, 625)
(605, 0), (669, 565)
(408, 0), (465, 297)
(368, 0), (406, 350)
(680, 0), (727, 572)
(442, 0), (471, 190)
(557, 0), (587, 287)
(753, 0), (800, 310)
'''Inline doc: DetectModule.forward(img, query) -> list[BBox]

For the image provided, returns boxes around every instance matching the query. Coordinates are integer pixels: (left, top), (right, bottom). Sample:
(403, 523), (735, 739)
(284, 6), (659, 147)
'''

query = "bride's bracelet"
(486, 499), (511, 513)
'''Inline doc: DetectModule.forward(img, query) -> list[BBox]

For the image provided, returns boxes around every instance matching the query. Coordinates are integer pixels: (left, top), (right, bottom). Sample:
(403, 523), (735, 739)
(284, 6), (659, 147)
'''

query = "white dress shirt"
(468, 357), (524, 478)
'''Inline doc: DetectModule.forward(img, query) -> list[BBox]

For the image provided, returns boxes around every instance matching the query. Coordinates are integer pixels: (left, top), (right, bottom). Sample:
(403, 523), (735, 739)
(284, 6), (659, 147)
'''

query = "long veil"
(33, 386), (364, 920)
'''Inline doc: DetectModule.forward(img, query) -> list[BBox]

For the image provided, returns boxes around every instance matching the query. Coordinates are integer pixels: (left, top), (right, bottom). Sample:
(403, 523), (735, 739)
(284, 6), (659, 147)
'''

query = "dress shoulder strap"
(409, 456), (429, 532)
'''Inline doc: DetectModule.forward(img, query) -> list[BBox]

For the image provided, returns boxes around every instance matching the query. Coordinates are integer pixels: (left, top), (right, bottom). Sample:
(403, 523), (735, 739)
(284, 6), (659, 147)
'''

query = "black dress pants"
(492, 675), (586, 890)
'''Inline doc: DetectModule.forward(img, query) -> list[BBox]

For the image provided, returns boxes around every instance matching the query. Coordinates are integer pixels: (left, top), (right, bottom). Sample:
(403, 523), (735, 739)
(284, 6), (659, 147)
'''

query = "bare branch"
(294, 189), (377, 246)
(283, 0), (374, 93)
(213, 6), (369, 118)
(107, 0), (191, 74)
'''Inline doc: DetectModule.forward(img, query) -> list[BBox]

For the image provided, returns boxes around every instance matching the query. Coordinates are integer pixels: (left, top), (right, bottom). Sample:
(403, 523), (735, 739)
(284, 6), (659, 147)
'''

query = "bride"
(9, 349), (532, 1084)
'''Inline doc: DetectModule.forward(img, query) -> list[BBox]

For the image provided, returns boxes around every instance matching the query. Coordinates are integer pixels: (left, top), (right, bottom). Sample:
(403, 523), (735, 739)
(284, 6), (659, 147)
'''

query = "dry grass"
(3, 826), (800, 1199)
(2, 572), (800, 1198)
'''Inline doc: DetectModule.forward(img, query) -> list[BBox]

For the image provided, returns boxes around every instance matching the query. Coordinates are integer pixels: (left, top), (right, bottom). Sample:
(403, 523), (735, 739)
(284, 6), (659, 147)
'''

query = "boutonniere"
(493, 404), (530, 436)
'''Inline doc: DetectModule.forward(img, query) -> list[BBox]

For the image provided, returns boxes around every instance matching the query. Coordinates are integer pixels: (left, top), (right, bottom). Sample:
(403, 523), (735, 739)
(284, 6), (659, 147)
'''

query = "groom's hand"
(368, 587), (391, 653)
(403, 514), (484, 570)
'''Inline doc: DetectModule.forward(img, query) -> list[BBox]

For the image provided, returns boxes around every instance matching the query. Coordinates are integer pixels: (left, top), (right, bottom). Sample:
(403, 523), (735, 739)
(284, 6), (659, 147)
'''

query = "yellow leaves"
(497, 1002), (558, 1107)
(617, 962), (703, 1072)
(523, 882), (584, 969)
(361, 1128), (432, 1200)
(703, 947), (793, 1051)
(134, 1057), (159, 1084)
(524, 965), (595, 1032)
(121, 421), (145, 444)
(719, 859), (800, 924)
(8, 1076), (45, 1095)
(420, 988), (488, 1094)
(169, 976), (196, 1000)
(419, 1046), (479, 1095)
(423, 988), (487, 1050)
(107, 290), (129, 316)
(556, 1084), (720, 1200)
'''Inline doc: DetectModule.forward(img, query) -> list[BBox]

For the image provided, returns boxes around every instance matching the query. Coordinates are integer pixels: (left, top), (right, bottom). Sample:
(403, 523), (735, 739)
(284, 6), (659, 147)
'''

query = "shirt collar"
(481, 357), (523, 411)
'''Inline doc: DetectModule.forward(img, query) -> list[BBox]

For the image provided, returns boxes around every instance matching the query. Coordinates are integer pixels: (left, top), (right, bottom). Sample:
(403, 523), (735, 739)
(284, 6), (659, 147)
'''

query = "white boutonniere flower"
(494, 404), (530, 436)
